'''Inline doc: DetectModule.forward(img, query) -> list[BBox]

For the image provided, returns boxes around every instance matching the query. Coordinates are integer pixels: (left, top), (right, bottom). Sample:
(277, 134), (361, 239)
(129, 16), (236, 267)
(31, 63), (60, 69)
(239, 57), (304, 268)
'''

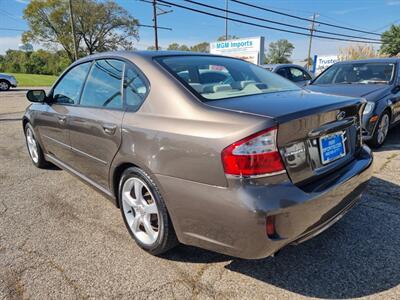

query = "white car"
(0, 73), (18, 91)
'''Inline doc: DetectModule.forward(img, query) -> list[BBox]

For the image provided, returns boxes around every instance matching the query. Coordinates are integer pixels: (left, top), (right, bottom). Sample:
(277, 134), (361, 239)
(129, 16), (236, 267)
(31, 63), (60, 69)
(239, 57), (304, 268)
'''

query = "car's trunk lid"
(206, 90), (365, 185)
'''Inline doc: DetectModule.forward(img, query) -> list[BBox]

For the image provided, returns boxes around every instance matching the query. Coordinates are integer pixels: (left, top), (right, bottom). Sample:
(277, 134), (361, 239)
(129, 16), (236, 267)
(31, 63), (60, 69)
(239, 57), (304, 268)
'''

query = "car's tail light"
(221, 127), (285, 176)
(266, 215), (278, 238)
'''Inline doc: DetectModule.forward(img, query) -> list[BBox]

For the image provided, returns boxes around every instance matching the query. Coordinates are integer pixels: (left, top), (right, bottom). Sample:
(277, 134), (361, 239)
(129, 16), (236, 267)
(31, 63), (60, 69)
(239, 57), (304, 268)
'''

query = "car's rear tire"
(24, 123), (49, 168)
(118, 167), (178, 255)
(369, 111), (390, 148)
(0, 80), (10, 91)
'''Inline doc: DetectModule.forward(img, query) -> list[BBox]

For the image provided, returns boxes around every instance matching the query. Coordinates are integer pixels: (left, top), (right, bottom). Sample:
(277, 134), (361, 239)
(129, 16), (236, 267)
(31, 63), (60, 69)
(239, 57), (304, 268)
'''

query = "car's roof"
(334, 57), (400, 64)
(72, 50), (242, 68)
(262, 63), (307, 69)
(77, 50), (215, 61)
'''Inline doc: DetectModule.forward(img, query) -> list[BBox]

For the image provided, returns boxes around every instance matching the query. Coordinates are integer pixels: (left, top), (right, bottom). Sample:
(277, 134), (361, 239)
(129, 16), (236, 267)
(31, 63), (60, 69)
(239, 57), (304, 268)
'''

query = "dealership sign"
(312, 55), (339, 74)
(210, 36), (265, 64)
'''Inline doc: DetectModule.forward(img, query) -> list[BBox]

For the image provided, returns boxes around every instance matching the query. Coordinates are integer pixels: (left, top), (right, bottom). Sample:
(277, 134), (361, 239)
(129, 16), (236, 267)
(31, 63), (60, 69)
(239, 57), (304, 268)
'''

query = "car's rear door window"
(80, 59), (124, 109)
(52, 62), (91, 104)
(124, 64), (148, 111)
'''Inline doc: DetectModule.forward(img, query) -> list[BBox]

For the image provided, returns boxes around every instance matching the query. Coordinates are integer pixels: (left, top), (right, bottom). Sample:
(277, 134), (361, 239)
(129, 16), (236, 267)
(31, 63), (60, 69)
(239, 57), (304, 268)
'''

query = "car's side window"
(276, 68), (289, 79)
(52, 62), (91, 105)
(124, 64), (148, 111)
(80, 59), (124, 109)
(289, 67), (311, 82)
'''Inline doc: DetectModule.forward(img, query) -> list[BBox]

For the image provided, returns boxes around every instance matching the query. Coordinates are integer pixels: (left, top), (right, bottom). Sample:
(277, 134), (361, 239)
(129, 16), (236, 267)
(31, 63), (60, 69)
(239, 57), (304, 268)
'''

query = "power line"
(184, 0), (381, 42)
(0, 27), (25, 32)
(231, 0), (382, 37)
(157, 0), (382, 44)
(137, 0), (171, 8)
(138, 24), (172, 30)
(2, 11), (22, 22)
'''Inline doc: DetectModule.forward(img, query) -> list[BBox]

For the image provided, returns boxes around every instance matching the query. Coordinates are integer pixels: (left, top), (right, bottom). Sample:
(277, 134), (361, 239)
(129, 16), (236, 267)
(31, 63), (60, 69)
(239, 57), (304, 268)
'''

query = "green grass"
(9, 73), (58, 87)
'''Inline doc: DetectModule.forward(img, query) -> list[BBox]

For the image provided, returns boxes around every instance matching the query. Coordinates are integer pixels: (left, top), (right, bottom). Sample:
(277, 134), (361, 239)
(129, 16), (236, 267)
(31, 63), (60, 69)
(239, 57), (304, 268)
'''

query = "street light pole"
(153, 0), (159, 50)
(68, 0), (78, 61)
(307, 13), (317, 71)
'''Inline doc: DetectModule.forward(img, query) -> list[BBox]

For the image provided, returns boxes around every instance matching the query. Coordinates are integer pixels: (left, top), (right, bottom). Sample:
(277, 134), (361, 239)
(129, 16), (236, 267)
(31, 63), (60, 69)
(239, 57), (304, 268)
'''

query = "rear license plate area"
(319, 131), (346, 165)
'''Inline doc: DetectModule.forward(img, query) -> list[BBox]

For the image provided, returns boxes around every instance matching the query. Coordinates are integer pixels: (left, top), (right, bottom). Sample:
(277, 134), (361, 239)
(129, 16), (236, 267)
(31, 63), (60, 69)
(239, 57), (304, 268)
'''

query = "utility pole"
(152, 0), (159, 50)
(225, 0), (228, 40)
(68, 0), (78, 61)
(150, 0), (172, 50)
(307, 13), (317, 71)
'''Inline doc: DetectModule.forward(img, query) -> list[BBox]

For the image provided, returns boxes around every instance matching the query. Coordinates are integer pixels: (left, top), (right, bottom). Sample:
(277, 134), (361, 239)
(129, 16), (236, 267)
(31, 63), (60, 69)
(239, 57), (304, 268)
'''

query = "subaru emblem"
(337, 111), (346, 120)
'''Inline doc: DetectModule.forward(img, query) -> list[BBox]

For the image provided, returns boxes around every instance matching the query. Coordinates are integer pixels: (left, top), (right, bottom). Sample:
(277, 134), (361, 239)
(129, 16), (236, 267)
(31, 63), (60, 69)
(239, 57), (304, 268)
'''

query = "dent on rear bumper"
(156, 146), (373, 259)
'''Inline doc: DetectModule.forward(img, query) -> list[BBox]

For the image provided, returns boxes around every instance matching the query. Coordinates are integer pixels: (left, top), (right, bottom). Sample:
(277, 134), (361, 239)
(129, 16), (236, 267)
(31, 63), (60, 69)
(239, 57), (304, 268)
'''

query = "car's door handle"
(58, 116), (67, 124)
(102, 123), (117, 135)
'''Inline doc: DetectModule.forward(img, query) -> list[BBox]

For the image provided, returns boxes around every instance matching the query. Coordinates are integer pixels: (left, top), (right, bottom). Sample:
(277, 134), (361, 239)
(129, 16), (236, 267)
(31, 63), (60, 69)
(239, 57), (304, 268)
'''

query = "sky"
(1, 0), (399, 61)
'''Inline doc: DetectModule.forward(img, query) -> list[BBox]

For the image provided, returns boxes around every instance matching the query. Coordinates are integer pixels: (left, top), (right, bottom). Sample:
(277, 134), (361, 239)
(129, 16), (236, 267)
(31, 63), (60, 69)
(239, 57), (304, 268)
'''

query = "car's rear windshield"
(313, 62), (395, 85)
(155, 55), (299, 101)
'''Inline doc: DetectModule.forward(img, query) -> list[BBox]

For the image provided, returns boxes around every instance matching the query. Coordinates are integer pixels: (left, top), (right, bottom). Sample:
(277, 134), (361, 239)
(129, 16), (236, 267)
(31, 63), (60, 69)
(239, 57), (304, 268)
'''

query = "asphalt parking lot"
(1, 88), (400, 300)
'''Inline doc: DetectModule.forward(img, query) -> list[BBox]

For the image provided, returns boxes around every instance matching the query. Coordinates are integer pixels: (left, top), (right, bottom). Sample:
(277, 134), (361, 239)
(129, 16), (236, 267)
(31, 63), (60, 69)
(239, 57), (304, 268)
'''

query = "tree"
(167, 43), (190, 51)
(217, 35), (239, 41)
(338, 44), (377, 61)
(190, 42), (209, 53)
(380, 24), (400, 56)
(0, 49), (70, 75)
(147, 45), (162, 50)
(22, 0), (139, 62)
(265, 39), (294, 64)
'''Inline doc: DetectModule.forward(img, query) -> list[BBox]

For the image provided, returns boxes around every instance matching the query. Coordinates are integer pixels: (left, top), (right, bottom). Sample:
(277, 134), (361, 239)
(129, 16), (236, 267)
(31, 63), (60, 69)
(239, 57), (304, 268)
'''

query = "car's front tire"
(118, 167), (178, 255)
(0, 80), (10, 91)
(369, 111), (390, 148)
(24, 123), (49, 168)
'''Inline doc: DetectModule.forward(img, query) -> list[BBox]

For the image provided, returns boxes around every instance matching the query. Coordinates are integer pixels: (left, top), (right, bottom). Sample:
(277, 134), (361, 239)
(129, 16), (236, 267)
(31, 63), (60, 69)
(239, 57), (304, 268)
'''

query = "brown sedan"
(23, 51), (373, 259)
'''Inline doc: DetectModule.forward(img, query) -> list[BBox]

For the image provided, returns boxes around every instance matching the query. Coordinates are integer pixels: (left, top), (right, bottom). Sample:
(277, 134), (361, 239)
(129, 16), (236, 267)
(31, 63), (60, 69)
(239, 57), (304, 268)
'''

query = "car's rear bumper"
(156, 145), (373, 259)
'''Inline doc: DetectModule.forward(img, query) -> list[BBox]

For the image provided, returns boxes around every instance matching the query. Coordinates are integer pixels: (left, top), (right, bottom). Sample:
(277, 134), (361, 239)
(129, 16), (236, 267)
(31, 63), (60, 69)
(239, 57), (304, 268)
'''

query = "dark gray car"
(306, 58), (400, 147)
(262, 63), (313, 86)
(23, 51), (373, 259)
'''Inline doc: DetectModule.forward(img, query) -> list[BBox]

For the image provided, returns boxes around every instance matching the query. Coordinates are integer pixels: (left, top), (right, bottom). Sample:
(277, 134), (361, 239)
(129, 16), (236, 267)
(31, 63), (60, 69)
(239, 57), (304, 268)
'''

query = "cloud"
(387, 0), (400, 5)
(0, 36), (22, 54)
(14, 0), (30, 3)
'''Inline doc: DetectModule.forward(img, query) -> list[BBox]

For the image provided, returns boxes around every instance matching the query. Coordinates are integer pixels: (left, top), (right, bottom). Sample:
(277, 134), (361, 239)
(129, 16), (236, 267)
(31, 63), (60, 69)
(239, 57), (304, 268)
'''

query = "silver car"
(262, 64), (313, 87)
(0, 73), (18, 91)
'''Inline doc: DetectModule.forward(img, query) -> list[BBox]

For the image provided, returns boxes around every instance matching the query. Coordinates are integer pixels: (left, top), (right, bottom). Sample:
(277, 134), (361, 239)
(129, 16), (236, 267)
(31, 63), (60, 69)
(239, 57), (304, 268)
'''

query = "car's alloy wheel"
(0, 81), (10, 91)
(121, 177), (160, 246)
(24, 123), (49, 168)
(376, 113), (389, 145)
(118, 167), (178, 255)
(26, 127), (39, 163)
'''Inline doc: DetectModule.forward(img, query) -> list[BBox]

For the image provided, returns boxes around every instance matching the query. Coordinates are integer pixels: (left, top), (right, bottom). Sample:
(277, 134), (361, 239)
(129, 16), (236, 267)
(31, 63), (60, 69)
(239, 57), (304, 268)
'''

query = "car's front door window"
(80, 59), (124, 109)
(289, 67), (311, 82)
(276, 68), (290, 79)
(52, 62), (91, 104)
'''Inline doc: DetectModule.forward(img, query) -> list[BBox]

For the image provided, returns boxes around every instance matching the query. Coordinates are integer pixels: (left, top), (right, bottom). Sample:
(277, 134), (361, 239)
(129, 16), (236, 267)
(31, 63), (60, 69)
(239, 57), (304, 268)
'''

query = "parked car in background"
(0, 73), (18, 91)
(262, 63), (313, 86)
(23, 51), (372, 259)
(306, 58), (400, 147)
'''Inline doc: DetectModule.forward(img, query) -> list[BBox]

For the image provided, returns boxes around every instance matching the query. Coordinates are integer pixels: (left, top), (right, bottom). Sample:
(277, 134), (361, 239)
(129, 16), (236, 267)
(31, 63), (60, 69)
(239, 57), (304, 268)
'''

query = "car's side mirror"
(26, 90), (46, 103)
(305, 80), (311, 86)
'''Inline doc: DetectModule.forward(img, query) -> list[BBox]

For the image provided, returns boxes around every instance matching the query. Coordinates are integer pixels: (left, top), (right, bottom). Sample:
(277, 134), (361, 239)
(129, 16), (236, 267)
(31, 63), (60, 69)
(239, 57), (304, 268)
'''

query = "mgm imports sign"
(210, 36), (265, 65)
